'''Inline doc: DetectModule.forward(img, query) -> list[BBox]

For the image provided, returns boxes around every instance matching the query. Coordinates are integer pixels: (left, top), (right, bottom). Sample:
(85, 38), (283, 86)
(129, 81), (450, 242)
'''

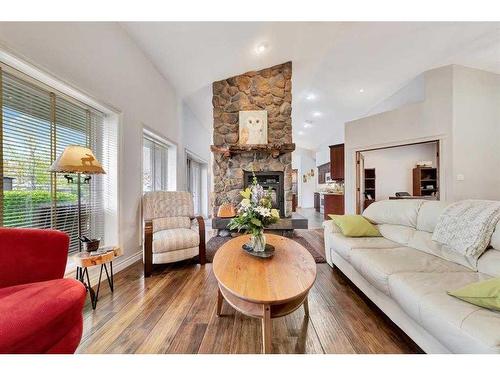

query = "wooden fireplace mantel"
(210, 143), (296, 159)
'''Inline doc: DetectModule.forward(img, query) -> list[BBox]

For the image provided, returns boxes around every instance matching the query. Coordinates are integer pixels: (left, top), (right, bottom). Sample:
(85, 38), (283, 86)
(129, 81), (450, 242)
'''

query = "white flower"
(255, 206), (271, 217)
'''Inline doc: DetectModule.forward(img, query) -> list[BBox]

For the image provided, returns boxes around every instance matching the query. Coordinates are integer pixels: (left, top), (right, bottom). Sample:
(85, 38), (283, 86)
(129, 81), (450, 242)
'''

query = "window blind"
(1, 67), (106, 253)
(143, 134), (168, 192)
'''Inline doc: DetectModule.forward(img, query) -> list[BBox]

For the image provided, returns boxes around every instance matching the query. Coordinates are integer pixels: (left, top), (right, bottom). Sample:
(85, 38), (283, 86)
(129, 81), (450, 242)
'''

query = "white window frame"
(142, 126), (177, 194)
(0, 48), (121, 261)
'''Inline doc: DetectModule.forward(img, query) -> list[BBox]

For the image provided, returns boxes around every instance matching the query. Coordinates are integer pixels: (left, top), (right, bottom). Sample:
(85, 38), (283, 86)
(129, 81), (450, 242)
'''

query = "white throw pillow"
(363, 199), (424, 228)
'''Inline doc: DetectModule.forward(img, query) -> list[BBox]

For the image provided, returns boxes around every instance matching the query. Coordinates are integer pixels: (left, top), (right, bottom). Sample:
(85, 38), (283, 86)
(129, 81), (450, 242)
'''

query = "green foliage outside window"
(2, 190), (78, 226)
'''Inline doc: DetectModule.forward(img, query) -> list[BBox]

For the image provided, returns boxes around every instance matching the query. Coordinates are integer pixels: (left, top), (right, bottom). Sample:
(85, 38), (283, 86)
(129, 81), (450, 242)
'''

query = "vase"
(251, 232), (266, 252)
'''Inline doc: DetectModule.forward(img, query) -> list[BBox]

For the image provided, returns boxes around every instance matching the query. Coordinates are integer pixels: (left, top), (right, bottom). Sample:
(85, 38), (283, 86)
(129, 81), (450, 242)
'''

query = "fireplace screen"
(243, 171), (284, 217)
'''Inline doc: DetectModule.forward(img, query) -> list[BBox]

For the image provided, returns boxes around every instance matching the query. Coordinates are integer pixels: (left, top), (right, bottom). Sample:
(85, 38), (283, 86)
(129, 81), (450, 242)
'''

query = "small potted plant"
(228, 174), (280, 254)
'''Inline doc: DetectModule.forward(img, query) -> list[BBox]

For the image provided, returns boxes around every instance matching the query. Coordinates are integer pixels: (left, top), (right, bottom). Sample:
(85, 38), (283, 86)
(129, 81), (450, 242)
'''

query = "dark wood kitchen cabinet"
(323, 194), (344, 219)
(329, 144), (345, 180)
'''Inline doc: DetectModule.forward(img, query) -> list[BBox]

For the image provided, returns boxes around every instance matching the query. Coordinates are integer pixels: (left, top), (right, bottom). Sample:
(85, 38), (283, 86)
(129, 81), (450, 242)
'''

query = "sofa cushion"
(363, 199), (424, 228)
(408, 230), (478, 270)
(153, 228), (199, 253)
(421, 290), (500, 353)
(388, 272), (485, 326)
(477, 249), (500, 277)
(416, 201), (449, 233)
(388, 272), (500, 353)
(0, 278), (86, 354)
(377, 224), (415, 245)
(329, 232), (399, 261)
(490, 220), (500, 250)
(349, 247), (469, 295)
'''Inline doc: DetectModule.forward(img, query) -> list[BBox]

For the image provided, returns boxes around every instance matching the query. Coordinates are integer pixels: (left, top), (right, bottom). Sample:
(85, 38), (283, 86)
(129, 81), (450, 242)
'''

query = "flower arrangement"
(228, 175), (280, 252)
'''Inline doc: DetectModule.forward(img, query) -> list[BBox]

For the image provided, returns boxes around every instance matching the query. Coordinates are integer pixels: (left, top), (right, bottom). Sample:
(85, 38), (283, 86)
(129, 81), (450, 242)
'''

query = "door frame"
(185, 148), (209, 218)
(355, 139), (440, 214)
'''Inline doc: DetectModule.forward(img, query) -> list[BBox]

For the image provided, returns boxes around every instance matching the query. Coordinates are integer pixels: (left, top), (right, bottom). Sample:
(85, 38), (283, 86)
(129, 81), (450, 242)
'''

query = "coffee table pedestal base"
(216, 284), (309, 354)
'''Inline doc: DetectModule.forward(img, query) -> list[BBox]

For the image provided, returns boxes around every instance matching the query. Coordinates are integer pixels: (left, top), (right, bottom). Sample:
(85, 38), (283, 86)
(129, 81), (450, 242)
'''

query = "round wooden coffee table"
(213, 233), (317, 354)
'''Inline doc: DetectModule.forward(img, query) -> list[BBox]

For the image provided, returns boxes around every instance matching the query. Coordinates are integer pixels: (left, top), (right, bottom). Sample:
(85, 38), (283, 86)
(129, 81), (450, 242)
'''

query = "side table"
(73, 246), (122, 309)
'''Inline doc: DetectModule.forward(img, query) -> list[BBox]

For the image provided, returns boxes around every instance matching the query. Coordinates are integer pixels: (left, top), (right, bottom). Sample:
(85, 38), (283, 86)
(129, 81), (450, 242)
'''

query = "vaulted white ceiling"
(121, 22), (500, 150)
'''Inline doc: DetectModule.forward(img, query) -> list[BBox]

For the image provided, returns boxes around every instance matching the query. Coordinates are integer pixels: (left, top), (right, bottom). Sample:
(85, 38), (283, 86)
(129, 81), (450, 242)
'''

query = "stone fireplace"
(211, 61), (294, 218)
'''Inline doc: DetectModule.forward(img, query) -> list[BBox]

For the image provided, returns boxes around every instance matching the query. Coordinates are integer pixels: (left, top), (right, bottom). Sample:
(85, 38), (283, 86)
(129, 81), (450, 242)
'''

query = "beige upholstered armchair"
(142, 191), (206, 277)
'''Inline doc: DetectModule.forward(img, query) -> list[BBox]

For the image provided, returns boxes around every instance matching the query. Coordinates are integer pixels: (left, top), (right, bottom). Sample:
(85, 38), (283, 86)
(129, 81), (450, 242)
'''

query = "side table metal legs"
(77, 261), (114, 309)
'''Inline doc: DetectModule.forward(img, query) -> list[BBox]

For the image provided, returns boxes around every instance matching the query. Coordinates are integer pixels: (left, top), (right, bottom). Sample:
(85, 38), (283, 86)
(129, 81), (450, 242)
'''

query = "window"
(0, 66), (109, 253)
(143, 134), (168, 192)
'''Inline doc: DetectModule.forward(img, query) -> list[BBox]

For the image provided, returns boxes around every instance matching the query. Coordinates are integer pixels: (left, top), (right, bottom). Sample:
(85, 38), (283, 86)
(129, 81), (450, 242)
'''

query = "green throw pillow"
(328, 214), (381, 237)
(448, 277), (500, 311)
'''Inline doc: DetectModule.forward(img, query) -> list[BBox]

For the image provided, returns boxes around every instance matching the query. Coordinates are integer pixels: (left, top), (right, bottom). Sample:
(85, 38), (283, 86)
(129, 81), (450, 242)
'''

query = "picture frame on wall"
(239, 110), (268, 145)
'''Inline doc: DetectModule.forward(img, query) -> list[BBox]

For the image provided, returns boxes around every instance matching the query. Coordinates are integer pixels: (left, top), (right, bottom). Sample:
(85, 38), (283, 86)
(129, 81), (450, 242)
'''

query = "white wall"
(292, 147), (317, 208)
(344, 64), (500, 213)
(315, 147), (330, 167)
(344, 65), (454, 213)
(362, 143), (437, 201)
(182, 103), (211, 217)
(366, 74), (425, 117)
(452, 65), (500, 200)
(182, 102), (211, 164)
(0, 22), (200, 264)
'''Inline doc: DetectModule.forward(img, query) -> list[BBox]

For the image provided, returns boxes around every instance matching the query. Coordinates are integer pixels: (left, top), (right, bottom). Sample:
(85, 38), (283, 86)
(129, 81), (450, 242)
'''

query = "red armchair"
(0, 227), (86, 354)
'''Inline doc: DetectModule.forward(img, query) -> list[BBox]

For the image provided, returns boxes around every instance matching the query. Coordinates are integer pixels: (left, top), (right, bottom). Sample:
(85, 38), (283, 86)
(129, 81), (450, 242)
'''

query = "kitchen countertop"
(315, 191), (344, 195)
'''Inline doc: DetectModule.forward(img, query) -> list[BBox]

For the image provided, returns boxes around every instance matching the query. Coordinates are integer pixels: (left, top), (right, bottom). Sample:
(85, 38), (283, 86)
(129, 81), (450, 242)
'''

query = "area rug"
(205, 229), (326, 263)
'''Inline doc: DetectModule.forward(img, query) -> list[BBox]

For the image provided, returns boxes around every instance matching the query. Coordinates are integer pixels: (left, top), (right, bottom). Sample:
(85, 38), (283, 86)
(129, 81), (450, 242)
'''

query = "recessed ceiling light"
(312, 111), (322, 117)
(359, 88), (365, 93)
(255, 43), (268, 54)
(304, 121), (313, 129)
(306, 93), (317, 101)
(297, 130), (305, 136)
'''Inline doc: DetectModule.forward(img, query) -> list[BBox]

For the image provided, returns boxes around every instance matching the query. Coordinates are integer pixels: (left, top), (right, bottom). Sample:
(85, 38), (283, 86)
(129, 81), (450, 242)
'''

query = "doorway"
(355, 140), (440, 214)
(186, 152), (208, 217)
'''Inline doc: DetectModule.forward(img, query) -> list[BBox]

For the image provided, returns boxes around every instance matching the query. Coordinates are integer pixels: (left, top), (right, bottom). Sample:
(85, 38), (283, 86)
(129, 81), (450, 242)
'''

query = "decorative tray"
(242, 243), (275, 258)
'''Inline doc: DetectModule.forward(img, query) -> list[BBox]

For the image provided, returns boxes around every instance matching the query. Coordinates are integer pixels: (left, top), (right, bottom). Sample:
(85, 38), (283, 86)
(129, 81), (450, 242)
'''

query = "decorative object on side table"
(49, 145), (106, 282)
(80, 236), (100, 252)
(217, 201), (236, 218)
(227, 173), (280, 256)
(72, 246), (122, 309)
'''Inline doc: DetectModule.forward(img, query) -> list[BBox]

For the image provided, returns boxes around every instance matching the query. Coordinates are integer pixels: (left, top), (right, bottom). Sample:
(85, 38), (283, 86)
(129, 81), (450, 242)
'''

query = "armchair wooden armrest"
(144, 220), (153, 277)
(192, 216), (207, 265)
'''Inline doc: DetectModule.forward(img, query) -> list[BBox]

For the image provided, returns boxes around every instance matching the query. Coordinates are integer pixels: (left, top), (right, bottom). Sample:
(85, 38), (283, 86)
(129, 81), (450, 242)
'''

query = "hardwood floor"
(296, 207), (324, 229)
(76, 260), (423, 354)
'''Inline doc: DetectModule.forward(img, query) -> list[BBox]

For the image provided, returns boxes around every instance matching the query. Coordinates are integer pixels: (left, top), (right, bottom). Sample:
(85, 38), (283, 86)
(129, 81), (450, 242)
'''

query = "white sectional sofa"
(323, 199), (500, 353)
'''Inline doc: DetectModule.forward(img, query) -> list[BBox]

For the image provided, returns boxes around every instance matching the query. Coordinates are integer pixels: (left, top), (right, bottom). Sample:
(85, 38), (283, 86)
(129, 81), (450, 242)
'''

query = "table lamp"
(49, 145), (106, 278)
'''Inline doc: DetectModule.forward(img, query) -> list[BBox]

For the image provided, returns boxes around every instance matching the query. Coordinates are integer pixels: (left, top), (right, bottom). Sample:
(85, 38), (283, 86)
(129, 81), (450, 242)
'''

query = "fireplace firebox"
(244, 171), (285, 217)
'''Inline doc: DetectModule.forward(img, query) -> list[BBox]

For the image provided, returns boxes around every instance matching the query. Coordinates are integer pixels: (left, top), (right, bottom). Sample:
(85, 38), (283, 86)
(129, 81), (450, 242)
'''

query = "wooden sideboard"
(323, 194), (344, 219)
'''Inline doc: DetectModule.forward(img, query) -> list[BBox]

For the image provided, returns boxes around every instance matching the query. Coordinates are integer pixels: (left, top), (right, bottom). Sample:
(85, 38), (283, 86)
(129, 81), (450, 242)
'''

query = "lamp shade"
(49, 145), (106, 174)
